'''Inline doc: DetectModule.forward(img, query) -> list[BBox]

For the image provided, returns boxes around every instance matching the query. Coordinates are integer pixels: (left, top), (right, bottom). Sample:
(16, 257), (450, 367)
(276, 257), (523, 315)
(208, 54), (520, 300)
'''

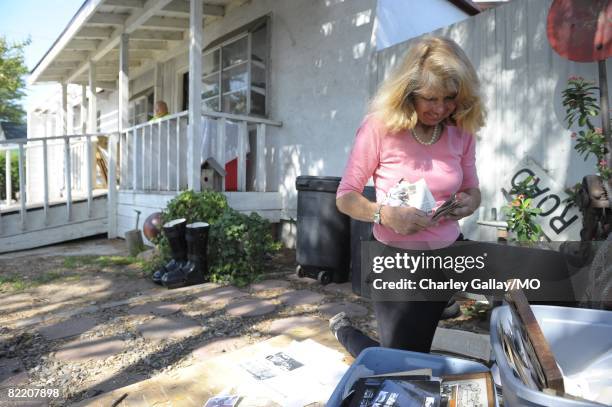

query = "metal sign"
(507, 158), (581, 241)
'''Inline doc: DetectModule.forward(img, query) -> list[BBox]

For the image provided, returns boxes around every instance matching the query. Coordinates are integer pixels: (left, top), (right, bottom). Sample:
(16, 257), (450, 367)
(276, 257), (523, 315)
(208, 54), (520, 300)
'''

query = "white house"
(13, 0), (481, 251)
(4, 0), (605, 252)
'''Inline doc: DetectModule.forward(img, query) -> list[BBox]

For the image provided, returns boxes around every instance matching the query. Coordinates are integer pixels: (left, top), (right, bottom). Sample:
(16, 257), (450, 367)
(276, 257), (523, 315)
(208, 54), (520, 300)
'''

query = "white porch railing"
(118, 110), (282, 193)
(0, 133), (114, 230)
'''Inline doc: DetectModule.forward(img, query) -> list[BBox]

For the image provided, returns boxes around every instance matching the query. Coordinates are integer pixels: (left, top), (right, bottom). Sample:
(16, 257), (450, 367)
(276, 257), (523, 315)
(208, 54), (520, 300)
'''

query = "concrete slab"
(0, 292), (34, 314)
(0, 358), (28, 386)
(55, 337), (127, 362)
(85, 370), (150, 395)
(322, 282), (355, 297)
(249, 279), (290, 291)
(75, 334), (351, 407)
(38, 316), (98, 340)
(277, 290), (325, 307)
(318, 302), (370, 318)
(127, 302), (182, 317)
(195, 286), (249, 305)
(431, 327), (492, 362)
(0, 237), (127, 259)
(191, 337), (250, 361)
(267, 316), (322, 336)
(225, 299), (276, 318)
(137, 316), (201, 342)
(287, 273), (318, 285)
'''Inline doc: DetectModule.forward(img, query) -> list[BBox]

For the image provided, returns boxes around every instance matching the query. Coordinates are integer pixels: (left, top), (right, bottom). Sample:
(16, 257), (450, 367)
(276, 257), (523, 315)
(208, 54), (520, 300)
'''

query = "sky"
(0, 0), (85, 109)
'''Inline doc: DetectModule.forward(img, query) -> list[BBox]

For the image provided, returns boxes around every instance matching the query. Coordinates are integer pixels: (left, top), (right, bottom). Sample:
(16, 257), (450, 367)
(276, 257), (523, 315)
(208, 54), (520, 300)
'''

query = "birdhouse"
(201, 157), (227, 191)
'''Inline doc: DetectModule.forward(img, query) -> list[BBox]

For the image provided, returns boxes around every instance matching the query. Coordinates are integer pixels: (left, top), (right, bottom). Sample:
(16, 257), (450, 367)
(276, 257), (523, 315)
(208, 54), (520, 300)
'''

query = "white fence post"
(216, 118), (226, 192)
(237, 121), (247, 192)
(132, 128), (138, 190)
(86, 135), (93, 217)
(63, 137), (73, 221)
(5, 149), (11, 206)
(42, 139), (49, 225)
(255, 123), (267, 192)
(18, 144), (26, 230)
(108, 132), (118, 238)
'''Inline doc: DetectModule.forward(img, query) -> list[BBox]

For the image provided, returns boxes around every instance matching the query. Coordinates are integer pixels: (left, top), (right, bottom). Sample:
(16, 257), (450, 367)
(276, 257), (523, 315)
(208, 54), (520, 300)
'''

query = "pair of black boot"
(151, 218), (210, 289)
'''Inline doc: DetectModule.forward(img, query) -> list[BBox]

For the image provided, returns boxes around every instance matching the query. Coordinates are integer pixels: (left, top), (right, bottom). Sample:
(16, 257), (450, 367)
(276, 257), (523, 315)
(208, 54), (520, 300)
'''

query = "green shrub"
(153, 190), (228, 259)
(161, 190), (228, 225)
(148, 189), (281, 287)
(208, 208), (281, 287)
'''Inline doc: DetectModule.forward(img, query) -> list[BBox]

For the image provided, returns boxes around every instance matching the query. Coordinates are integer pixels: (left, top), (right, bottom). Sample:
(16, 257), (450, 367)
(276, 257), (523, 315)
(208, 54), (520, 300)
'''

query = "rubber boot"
(162, 222), (209, 289)
(151, 218), (187, 284)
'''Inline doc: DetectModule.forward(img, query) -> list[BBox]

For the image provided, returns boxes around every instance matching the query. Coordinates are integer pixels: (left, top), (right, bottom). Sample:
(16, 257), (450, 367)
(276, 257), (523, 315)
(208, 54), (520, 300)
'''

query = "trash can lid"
(295, 176), (342, 192)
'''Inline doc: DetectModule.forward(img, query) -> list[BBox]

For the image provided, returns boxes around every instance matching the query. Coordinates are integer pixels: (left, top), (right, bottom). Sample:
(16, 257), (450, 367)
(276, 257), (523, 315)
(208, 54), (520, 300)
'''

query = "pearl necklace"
(412, 124), (441, 145)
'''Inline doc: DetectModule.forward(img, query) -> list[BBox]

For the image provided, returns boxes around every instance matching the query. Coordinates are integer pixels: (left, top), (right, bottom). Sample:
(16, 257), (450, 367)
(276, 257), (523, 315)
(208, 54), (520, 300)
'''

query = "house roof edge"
(448, 0), (481, 16)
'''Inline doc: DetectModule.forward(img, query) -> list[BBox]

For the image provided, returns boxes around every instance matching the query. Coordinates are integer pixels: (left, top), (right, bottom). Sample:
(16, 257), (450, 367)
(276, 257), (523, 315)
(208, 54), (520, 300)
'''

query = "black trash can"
(350, 186), (375, 297)
(295, 176), (350, 285)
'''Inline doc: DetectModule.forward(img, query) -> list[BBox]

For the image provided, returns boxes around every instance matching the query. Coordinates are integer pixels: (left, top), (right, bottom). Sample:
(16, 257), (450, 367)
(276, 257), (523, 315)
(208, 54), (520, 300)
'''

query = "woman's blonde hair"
(369, 36), (486, 135)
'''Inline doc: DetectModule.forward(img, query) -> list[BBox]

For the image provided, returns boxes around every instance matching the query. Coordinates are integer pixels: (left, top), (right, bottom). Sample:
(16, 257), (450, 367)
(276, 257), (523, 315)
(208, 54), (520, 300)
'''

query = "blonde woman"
(332, 36), (486, 356)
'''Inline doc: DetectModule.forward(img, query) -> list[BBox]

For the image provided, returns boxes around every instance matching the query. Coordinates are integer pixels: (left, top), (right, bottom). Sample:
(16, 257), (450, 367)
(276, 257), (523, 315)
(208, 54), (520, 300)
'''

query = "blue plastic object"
(327, 347), (495, 406)
(490, 305), (612, 407)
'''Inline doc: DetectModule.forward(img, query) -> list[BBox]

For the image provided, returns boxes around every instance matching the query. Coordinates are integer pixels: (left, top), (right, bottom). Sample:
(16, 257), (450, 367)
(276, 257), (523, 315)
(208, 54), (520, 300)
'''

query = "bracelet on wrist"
(373, 204), (383, 224)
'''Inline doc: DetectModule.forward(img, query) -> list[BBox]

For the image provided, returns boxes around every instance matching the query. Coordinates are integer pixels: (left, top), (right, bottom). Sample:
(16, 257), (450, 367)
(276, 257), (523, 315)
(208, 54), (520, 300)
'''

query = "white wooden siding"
(117, 190), (282, 245)
(373, 0), (612, 239)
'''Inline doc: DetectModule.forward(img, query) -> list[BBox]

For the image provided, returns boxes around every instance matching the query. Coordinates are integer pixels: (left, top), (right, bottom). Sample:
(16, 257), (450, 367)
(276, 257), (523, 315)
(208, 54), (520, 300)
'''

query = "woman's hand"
(444, 189), (481, 221)
(381, 206), (433, 235)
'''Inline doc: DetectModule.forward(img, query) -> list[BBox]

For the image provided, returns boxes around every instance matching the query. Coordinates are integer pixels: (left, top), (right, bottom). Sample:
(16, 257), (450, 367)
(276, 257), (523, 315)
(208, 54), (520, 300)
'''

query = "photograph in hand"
(432, 195), (462, 222)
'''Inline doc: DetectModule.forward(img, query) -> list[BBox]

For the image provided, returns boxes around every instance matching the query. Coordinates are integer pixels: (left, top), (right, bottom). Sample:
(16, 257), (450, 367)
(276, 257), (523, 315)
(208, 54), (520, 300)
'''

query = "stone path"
(1, 273), (379, 406)
(0, 239), (489, 406)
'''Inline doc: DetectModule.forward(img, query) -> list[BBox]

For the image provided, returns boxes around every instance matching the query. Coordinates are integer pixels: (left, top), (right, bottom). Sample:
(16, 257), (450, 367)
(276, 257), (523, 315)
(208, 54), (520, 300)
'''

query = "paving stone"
(277, 290), (325, 307)
(250, 279), (290, 291)
(127, 301), (182, 316)
(191, 337), (250, 361)
(267, 316), (322, 336)
(87, 370), (150, 394)
(0, 358), (27, 387)
(322, 282), (355, 297)
(55, 337), (126, 362)
(0, 292), (34, 314)
(137, 316), (201, 342)
(318, 302), (370, 318)
(287, 273), (318, 285)
(226, 299), (276, 318)
(38, 316), (98, 340)
(195, 286), (250, 304)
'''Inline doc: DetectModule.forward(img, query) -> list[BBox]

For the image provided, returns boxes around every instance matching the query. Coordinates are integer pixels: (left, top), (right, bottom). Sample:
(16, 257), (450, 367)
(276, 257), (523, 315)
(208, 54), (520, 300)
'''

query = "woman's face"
(413, 88), (457, 127)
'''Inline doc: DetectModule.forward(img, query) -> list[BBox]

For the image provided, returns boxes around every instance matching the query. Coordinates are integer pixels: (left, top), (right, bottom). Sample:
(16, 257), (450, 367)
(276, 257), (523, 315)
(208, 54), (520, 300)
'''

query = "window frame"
(128, 88), (155, 126)
(201, 21), (268, 117)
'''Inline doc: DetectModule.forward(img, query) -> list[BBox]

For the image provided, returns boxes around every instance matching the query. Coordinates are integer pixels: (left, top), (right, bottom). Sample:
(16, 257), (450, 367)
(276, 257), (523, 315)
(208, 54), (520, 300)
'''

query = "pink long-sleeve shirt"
(337, 115), (479, 248)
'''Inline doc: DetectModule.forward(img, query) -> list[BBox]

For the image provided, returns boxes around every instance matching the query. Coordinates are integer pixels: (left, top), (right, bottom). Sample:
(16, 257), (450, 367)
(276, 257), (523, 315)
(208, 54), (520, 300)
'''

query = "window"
(202, 20), (268, 116)
(128, 89), (155, 126)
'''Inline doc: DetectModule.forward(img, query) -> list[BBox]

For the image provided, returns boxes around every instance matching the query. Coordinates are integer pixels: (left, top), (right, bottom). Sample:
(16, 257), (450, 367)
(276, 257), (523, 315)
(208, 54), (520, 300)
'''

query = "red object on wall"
(225, 158), (238, 191)
(224, 157), (251, 191)
(546, 0), (612, 62)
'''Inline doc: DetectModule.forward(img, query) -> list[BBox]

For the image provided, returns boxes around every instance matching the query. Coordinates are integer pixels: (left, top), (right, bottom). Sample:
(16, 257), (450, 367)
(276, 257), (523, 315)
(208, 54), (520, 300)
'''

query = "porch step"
(0, 194), (108, 253)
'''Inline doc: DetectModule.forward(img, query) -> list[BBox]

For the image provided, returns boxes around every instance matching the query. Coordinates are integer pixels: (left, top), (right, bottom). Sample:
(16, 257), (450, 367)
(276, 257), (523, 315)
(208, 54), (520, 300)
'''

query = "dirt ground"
(0, 238), (490, 406)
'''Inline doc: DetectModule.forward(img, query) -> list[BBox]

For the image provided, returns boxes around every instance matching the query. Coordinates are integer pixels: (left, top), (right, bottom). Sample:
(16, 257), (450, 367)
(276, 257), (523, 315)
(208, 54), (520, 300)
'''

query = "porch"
(0, 106), (281, 253)
(116, 107), (282, 240)
(19, 0), (284, 252)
